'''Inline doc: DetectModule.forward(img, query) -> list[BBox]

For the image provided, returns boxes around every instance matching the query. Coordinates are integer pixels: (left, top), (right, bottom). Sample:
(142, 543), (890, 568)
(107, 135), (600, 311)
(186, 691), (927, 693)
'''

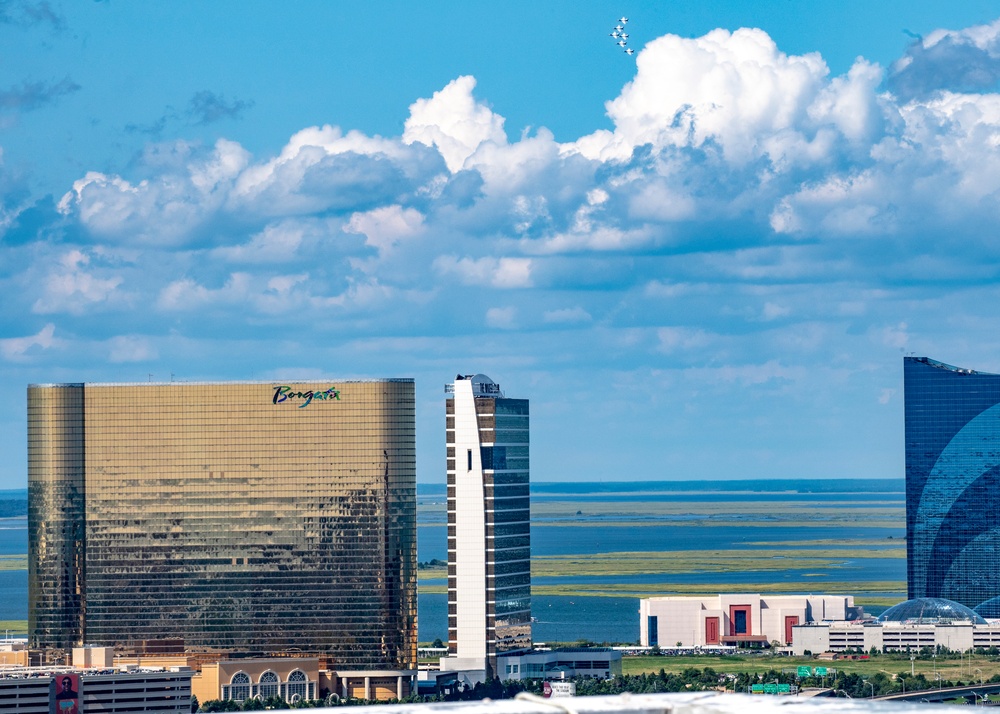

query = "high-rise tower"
(904, 356), (1000, 609)
(28, 379), (417, 667)
(442, 374), (531, 677)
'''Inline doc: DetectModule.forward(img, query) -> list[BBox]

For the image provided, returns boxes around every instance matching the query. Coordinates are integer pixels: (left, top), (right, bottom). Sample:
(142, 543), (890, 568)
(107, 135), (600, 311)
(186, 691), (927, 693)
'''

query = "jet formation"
(609, 16), (634, 56)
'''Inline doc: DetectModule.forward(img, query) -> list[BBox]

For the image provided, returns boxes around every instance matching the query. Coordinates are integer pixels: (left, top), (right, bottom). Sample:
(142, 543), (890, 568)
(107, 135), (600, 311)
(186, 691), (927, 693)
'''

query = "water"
(0, 482), (907, 645)
(419, 593), (641, 646)
(418, 524), (902, 562)
(416, 479), (905, 643)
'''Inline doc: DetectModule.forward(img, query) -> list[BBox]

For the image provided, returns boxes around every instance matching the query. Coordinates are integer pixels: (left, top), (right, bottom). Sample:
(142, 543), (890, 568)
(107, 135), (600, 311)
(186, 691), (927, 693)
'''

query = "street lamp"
(910, 654), (915, 677)
(834, 689), (852, 698)
(975, 667), (983, 685)
(863, 680), (874, 699)
(934, 672), (942, 690)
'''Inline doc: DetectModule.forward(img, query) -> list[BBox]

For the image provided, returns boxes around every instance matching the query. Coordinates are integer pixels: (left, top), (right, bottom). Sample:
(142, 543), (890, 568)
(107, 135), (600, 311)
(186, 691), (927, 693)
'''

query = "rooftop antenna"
(148, 373), (153, 383)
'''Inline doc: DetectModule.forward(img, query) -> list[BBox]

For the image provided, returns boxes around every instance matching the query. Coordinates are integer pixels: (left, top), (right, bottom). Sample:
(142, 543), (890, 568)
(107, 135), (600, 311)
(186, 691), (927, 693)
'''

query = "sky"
(4, 1), (1000, 488)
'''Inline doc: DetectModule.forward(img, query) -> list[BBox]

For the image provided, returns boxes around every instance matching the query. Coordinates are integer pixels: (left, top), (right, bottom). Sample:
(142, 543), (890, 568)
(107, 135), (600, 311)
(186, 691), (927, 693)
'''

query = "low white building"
(640, 594), (863, 649)
(497, 648), (622, 682)
(790, 597), (1000, 655)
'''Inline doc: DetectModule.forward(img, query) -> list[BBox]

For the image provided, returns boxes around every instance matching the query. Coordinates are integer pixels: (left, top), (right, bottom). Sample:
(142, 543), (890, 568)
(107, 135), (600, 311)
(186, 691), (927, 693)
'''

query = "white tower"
(440, 374), (531, 678)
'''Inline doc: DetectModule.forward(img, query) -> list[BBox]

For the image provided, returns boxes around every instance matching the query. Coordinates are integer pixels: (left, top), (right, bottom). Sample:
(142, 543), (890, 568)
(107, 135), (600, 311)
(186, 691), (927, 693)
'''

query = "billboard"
(543, 681), (576, 698)
(52, 673), (81, 714)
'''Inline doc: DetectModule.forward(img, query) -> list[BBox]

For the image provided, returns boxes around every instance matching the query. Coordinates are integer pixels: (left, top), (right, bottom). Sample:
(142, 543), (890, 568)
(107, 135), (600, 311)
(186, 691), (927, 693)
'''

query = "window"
(467, 449), (472, 471)
(287, 670), (307, 702)
(648, 615), (658, 646)
(230, 672), (251, 701)
(259, 671), (279, 699)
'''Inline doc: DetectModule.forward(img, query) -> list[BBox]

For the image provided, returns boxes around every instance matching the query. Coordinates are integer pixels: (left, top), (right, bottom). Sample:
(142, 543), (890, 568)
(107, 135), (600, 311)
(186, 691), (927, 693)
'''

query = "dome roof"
(878, 597), (986, 625)
(974, 597), (1000, 619)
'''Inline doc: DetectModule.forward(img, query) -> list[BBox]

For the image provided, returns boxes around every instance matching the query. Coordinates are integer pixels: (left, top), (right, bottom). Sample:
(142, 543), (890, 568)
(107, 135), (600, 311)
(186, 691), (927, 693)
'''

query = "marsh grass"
(531, 547), (903, 578)
(0, 620), (26, 635)
(418, 499), (904, 529)
(0, 555), (25, 571)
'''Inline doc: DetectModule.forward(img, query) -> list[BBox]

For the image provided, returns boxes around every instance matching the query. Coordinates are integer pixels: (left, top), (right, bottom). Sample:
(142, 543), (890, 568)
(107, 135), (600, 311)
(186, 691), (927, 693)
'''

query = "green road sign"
(751, 684), (764, 693)
(778, 684), (791, 693)
(815, 667), (828, 676)
(797, 666), (812, 677)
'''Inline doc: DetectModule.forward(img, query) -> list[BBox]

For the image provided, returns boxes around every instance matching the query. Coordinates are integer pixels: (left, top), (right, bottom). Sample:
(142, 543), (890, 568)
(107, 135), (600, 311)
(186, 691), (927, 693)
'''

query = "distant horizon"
(0, 476), (906, 498)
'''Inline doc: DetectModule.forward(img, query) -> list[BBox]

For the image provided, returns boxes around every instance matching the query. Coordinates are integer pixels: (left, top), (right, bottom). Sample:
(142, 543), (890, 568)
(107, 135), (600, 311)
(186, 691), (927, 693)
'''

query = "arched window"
(287, 669), (307, 702)
(259, 671), (279, 699)
(229, 672), (251, 701)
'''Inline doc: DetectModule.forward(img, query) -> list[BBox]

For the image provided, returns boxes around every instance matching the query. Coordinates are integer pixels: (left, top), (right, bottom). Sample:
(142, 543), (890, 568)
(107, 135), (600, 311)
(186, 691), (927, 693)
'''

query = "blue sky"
(4, 1), (1000, 488)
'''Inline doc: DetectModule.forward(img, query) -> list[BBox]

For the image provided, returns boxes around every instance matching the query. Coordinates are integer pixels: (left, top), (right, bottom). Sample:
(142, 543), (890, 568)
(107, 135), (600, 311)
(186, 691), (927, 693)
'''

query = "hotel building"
(904, 357), (1000, 610)
(28, 380), (417, 668)
(441, 374), (531, 678)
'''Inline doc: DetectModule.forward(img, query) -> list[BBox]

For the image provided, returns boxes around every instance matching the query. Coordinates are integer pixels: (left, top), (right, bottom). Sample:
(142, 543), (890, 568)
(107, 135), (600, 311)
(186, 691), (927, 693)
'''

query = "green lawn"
(621, 653), (1000, 681)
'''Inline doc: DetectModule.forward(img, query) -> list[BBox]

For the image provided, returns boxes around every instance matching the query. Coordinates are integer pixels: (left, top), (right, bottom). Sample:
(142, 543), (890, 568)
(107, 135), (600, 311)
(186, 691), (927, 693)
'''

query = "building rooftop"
(877, 597), (986, 625)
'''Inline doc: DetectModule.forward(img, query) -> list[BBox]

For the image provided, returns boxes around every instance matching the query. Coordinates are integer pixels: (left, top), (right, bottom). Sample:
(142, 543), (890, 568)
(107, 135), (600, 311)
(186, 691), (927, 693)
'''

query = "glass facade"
(445, 374), (531, 677)
(905, 357), (1000, 609)
(877, 597), (986, 625)
(28, 380), (417, 667)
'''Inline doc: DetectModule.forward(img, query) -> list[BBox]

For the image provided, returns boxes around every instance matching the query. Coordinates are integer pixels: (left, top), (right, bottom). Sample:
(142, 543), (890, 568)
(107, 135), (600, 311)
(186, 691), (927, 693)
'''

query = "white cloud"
(32, 250), (125, 315)
(344, 205), (425, 254)
(59, 140), (249, 245)
(434, 255), (533, 288)
(403, 75), (506, 173)
(0, 323), (59, 361)
(157, 273), (253, 311)
(890, 19), (1000, 100)
(212, 220), (308, 263)
(591, 28), (887, 166)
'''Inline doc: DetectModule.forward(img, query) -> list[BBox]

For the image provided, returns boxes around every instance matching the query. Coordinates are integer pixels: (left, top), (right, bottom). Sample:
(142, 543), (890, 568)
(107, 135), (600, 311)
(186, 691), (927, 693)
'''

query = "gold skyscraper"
(28, 380), (416, 668)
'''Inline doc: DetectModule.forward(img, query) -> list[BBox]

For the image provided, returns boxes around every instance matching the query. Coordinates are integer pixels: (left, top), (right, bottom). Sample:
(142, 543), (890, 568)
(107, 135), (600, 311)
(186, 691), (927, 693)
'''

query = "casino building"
(904, 357), (1000, 610)
(28, 380), (417, 668)
(440, 374), (531, 679)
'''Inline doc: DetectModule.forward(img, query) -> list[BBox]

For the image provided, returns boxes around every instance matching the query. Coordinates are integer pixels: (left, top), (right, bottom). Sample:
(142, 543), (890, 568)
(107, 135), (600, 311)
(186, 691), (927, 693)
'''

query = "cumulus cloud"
(46, 18), (1000, 355)
(212, 220), (309, 263)
(59, 139), (250, 245)
(433, 255), (533, 288)
(0, 323), (58, 360)
(344, 205), (425, 254)
(32, 250), (125, 314)
(403, 75), (506, 172)
(586, 28), (887, 167)
(890, 19), (1000, 100)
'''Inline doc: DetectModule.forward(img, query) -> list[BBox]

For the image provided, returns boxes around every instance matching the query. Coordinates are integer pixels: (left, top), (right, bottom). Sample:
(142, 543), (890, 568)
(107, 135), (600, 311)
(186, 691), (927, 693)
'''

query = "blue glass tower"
(905, 356), (1000, 609)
